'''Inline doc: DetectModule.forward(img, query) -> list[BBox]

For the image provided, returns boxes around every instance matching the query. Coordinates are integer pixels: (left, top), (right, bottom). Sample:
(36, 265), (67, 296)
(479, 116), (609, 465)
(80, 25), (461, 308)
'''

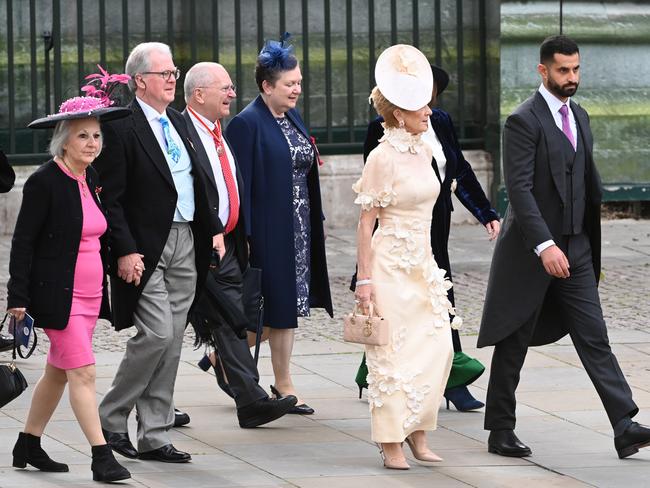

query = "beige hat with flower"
(374, 44), (433, 111)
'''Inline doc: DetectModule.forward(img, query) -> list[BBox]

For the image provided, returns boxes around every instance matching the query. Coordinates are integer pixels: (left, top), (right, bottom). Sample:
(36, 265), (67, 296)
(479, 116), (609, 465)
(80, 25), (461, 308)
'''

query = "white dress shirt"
(188, 109), (239, 228)
(421, 118), (447, 182)
(532, 84), (579, 257)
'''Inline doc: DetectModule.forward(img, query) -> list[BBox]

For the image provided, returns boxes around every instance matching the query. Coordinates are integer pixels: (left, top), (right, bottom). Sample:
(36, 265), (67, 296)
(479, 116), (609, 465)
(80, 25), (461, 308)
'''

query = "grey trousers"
(100, 223), (196, 452)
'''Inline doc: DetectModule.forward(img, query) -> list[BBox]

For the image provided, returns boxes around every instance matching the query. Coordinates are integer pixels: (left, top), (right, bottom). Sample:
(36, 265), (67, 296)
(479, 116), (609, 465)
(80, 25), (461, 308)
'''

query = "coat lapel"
(130, 100), (175, 189)
(182, 109), (219, 191)
(428, 114), (449, 186)
(531, 91), (566, 203)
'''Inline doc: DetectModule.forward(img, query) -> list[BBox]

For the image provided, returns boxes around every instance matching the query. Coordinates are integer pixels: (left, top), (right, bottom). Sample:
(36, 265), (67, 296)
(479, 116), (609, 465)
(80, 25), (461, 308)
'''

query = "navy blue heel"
(444, 385), (484, 411)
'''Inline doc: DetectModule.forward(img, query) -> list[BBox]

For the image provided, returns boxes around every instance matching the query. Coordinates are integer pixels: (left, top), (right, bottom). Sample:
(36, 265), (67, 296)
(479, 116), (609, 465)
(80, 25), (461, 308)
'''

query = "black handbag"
(0, 314), (34, 408)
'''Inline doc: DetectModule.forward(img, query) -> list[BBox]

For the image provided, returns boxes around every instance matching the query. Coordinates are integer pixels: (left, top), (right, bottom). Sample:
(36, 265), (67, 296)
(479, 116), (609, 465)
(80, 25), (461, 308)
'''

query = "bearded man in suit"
(479, 35), (650, 459)
(94, 42), (217, 463)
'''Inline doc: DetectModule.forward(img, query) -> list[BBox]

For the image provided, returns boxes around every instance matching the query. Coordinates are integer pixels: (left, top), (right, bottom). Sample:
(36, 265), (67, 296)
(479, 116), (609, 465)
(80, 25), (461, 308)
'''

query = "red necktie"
(211, 121), (239, 234)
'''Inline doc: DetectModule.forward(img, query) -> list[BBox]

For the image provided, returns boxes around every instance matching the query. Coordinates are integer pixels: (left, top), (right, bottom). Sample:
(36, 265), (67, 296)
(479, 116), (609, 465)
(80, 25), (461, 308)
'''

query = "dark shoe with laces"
(270, 385), (314, 415)
(136, 408), (190, 427)
(12, 432), (69, 472)
(237, 395), (298, 428)
(615, 422), (650, 459)
(487, 430), (532, 457)
(173, 408), (190, 427)
(91, 444), (131, 482)
(102, 429), (138, 459)
(138, 444), (191, 463)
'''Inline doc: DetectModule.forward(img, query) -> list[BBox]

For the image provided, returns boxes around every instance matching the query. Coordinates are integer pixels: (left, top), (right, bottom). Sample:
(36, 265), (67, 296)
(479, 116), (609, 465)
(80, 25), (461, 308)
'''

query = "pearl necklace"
(60, 158), (88, 197)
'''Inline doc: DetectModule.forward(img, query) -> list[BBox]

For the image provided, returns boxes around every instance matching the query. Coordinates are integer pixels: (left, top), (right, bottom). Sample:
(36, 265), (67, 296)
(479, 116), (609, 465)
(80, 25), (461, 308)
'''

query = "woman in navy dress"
(226, 34), (333, 414)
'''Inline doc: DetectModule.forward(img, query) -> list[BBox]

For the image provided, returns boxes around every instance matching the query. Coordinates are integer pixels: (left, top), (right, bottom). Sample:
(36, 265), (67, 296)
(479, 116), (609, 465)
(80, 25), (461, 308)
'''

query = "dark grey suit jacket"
(478, 90), (603, 348)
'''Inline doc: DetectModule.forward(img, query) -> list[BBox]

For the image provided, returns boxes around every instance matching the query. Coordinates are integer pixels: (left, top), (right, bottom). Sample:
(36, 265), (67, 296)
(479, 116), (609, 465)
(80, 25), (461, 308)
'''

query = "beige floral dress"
(353, 125), (455, 442)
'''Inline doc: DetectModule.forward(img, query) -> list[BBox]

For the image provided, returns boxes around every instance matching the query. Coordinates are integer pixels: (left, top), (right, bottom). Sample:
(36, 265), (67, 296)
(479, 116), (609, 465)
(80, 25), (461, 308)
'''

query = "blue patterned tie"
(159, 116), (181, 164)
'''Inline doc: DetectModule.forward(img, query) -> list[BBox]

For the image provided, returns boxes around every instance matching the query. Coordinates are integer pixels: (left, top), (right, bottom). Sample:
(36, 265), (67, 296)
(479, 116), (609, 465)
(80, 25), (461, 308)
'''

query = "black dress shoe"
(615, 422), (650, 459)
(487, 430), (532, 457)
(102, 429), (138, 459)
(238, 395), (298, 428)
(138, 444), (191, 463)
(174, 408), (190, 427)
(270, 385), (315, 415)
(136, 408), (190, 427)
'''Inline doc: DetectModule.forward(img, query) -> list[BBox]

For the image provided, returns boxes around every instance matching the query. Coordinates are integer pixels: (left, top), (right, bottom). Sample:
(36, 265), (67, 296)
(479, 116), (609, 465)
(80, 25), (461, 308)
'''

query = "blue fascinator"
(258, 32), (295, 70)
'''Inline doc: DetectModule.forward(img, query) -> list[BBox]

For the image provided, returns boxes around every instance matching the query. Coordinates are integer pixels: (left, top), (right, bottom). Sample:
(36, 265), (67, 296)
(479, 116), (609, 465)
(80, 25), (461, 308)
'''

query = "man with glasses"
(181, 62), (298, 428)
(94, 42), (217, 463)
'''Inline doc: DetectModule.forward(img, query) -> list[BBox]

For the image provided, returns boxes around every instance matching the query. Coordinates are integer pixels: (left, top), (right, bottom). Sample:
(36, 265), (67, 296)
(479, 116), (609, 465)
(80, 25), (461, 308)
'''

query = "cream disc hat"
(374, 44), (434, 111)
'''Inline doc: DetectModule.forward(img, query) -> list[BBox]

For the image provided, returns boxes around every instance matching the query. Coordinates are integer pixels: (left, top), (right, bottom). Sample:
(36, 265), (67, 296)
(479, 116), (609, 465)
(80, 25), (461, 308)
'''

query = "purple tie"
(559, 104), (576, 150)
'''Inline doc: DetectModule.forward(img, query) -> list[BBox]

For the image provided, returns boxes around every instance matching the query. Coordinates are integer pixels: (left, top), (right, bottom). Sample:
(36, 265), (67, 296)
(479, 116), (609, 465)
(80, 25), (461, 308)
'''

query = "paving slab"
(1, 221), (650, 486)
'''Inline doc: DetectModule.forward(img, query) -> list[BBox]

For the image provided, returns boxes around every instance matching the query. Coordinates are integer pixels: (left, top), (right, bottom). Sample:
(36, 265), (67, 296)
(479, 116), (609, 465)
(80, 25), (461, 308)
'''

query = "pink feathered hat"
(29, 65), (131, 129)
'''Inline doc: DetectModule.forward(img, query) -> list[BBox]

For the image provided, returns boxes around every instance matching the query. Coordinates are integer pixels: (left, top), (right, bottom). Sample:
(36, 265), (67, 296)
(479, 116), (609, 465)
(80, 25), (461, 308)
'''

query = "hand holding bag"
(0, 314), (30, 408)
(343, 302), (389, 346)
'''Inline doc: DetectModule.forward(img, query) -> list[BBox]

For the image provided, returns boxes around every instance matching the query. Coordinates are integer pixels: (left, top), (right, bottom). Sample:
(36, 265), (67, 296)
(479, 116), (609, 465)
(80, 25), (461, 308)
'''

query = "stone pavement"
(0, 220), (649, 487)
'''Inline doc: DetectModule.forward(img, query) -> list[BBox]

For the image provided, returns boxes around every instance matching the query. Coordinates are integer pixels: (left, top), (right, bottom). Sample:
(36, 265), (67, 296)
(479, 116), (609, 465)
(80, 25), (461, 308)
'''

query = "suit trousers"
(484, 232), (638, 432)
(100, 223), (197, 452)
(210, 234), (268, 409)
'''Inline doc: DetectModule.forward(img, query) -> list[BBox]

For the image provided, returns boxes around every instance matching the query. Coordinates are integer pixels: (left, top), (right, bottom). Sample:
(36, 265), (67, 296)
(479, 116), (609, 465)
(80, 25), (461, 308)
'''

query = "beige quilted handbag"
(343, 302), (389, 346)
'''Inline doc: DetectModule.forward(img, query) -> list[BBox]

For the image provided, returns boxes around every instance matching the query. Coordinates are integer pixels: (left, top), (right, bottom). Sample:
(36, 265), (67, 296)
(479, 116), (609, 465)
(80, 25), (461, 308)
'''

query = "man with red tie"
(182, 62), (297, 428)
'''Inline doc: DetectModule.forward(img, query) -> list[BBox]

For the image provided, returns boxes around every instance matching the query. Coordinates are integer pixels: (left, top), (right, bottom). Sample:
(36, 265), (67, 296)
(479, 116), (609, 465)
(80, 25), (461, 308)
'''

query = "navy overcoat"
(225, 95), (333, 328)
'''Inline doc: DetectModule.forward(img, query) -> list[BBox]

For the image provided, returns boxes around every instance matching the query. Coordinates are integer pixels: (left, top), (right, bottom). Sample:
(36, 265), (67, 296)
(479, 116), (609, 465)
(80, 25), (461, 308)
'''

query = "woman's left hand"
(485, 220), (501, 241)
(7, 307), (26, 321)
(354, 283), (374, 312)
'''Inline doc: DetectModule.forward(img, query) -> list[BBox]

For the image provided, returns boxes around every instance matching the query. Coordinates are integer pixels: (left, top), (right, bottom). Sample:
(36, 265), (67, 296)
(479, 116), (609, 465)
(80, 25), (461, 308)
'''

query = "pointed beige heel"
(405, 436), (443, 462)
(376, 443), (410, 470)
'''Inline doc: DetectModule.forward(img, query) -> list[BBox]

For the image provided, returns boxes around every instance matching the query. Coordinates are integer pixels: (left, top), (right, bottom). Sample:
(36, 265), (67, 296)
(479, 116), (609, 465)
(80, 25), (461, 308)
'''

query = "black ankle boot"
(12, 432), (69, 472)
(91, 444), (131, 482)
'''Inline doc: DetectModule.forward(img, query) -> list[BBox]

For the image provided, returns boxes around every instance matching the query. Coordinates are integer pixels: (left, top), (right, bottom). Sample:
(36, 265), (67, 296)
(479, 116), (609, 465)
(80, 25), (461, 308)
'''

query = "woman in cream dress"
(354, 45), (455, 470)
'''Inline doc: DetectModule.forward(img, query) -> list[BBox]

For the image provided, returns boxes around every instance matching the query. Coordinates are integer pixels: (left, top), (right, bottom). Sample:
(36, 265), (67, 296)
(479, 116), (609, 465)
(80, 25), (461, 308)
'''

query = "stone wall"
(1, 151), (494, 235)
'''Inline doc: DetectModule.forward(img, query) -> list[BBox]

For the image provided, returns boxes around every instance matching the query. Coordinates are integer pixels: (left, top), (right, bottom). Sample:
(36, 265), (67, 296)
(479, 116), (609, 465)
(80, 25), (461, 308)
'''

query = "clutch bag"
(343, 302), (389, 346)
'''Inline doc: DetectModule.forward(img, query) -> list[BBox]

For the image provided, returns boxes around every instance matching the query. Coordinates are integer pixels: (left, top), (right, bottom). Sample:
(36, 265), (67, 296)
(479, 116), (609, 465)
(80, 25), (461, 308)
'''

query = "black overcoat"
(477, 91), (603, 348)
(7, 160), (111, 329)
(94, 100), (214, 331)
(225, 95), (333, 327)
(363, 111), (499, 307)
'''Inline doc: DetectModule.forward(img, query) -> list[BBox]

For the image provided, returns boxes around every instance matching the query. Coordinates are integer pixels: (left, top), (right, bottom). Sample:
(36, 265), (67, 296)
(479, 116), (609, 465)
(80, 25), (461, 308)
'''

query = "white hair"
(49, 119), (103, 159)
(184, 62), (223, 102)
(125, 42), (173, 93)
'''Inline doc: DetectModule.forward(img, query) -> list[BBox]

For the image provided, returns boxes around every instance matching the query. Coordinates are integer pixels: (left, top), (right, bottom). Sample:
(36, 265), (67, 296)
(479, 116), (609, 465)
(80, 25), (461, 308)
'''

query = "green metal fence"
(1, 0), (498, 164)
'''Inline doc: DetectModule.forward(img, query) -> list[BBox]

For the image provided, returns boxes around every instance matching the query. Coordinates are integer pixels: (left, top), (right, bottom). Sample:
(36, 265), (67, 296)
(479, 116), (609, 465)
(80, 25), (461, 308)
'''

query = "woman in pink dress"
(6, 95), (132, 483)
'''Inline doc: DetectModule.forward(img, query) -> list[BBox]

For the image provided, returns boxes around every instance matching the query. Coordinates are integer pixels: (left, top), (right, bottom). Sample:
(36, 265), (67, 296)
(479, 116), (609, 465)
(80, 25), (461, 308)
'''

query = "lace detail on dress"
(379, 125), (425, 154)
(366, 351), (431, 429)
(352, 179), (397, 211)
(377, 219), (460, 330)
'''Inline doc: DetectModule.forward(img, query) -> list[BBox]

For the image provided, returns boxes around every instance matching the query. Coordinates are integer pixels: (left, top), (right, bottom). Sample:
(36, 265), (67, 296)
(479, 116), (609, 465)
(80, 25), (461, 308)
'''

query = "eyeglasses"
(196, 84), (236, 94)
(140, 68), (181, 81)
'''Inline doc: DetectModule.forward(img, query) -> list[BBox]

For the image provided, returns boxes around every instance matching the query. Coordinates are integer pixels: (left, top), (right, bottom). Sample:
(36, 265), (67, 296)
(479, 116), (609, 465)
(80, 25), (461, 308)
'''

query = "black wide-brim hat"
(431, 64), (449, 96)
(28, 106), (131, 129)
(0, 150), (16, 193)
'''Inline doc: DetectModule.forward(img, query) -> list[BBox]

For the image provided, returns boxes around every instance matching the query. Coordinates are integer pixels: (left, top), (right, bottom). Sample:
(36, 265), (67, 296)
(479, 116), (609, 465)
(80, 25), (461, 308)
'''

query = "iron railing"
(1, 0), (497, 164)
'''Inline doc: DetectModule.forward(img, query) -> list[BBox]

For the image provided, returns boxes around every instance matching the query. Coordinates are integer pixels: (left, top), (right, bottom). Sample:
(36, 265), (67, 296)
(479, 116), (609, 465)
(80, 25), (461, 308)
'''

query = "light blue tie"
(159, 116), (181, 164)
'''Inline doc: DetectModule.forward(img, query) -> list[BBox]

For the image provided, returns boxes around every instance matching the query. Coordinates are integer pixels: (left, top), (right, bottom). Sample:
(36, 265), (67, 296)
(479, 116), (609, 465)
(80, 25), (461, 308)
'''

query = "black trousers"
(485, 232), (638, 431)
(210, 234), (267, 409)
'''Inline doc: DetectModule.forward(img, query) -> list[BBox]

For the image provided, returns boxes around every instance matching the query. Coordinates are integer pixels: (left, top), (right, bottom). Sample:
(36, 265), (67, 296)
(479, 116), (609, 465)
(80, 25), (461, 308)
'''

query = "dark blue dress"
(276, 116), (314, 316)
